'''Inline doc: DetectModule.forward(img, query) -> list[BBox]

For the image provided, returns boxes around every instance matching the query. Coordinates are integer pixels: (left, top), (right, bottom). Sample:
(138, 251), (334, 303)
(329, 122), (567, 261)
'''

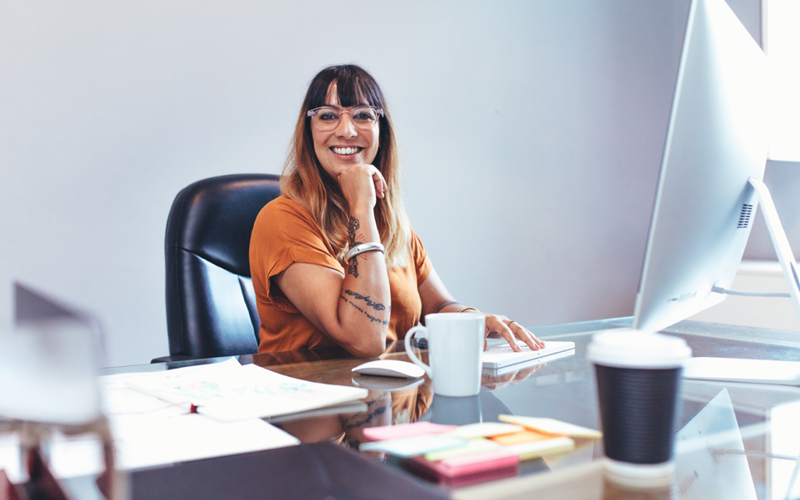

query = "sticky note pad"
(489, 429), (555, 446)
(424, 438), (501, 462)
(410, 448), (519, 478)
(506, 436), (575, 461)
(444, 422), (523, 439)
(360, 435), (467, 458)
(499, 415), (602, 438)
(363, 422), (457, 442)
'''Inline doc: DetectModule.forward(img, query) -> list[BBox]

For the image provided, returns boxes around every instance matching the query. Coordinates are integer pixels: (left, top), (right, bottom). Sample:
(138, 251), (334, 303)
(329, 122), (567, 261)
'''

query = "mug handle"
(404, 325), (433, 378)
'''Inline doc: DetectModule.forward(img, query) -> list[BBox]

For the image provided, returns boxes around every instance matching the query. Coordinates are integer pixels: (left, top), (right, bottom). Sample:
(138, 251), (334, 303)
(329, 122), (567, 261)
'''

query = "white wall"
(3, 0), (789, 367)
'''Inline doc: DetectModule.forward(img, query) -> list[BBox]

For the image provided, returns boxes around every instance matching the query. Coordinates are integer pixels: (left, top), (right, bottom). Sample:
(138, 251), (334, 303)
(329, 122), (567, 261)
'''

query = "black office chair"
(160, 173), (281, 361)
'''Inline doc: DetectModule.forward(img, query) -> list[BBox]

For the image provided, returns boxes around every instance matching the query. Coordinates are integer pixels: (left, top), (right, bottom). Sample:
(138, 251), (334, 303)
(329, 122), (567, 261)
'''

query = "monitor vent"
(737, 204), (753, 229)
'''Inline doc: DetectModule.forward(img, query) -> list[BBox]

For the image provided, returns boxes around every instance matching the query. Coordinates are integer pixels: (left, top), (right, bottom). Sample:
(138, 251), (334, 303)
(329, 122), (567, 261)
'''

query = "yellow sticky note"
(444, 422), (523, 439)
(507, 436), (575, 461)
(490, 429), (557, 446)
(499, 415), (602, 438)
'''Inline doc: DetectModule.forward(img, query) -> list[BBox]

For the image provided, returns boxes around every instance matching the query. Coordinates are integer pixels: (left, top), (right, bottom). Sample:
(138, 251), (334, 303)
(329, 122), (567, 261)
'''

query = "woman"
(250, 64), (544, 357)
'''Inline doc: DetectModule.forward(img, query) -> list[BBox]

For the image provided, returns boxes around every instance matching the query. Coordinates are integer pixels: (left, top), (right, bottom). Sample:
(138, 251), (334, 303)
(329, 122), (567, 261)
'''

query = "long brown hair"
(281, 65), (411, 269)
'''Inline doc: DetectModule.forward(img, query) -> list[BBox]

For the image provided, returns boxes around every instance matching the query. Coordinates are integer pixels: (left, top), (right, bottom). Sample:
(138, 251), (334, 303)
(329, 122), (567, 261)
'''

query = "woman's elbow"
(348, 342), (386, 358)
(343, 332), (387, 358)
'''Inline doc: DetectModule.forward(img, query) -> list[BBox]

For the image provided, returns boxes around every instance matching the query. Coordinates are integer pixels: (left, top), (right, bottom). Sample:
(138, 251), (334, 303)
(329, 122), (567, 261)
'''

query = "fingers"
(485, 315), (545, 352)
(485, 316), (521, 352)
(508, 320), (545, 351)
(338, 164), (386, 209)
(371, 168), (387, 199)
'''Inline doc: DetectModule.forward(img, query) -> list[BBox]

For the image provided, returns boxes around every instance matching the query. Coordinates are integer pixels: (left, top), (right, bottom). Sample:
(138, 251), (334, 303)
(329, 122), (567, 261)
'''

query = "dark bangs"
(304, 65), (385, 110)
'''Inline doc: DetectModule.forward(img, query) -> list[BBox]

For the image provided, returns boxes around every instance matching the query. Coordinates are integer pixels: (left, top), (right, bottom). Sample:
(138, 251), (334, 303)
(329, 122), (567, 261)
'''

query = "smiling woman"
(249, 64), (546, 358)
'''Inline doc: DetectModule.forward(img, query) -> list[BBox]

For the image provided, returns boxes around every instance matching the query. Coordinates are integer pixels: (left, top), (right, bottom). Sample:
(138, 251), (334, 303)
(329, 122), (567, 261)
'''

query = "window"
(765, 0), (800, 161)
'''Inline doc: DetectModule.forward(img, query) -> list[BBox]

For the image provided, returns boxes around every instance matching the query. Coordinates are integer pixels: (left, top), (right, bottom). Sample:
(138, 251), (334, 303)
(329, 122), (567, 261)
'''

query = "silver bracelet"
(346, 242), (385, 261)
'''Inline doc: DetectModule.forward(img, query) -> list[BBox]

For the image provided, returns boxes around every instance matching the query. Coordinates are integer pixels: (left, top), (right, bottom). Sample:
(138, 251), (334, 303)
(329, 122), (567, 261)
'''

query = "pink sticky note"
(363, 422), (458, 442)
(437, 448), (519, 477)
(407, 448), (519, 479)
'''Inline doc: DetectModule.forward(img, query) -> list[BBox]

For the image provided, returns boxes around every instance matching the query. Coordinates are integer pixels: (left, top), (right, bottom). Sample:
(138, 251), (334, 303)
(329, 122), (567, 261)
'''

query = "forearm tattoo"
(345, 289), (389, 311)
(347, 216), (362, 278)
(348, 216), (359, 246)
(340, 294), (389, 326)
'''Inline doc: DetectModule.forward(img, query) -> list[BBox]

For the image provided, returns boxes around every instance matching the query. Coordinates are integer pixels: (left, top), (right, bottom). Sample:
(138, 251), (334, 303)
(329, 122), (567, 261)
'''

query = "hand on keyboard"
(481, 314), (545, 352)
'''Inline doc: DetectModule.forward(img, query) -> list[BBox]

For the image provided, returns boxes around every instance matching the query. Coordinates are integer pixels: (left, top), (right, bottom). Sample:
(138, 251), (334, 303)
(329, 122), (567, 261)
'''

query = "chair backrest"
(165, 173), (281, 359)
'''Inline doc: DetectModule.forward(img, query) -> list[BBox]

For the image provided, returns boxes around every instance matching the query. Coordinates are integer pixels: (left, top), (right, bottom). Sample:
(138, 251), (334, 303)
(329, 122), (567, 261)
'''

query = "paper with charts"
(121, 358), (368, 422)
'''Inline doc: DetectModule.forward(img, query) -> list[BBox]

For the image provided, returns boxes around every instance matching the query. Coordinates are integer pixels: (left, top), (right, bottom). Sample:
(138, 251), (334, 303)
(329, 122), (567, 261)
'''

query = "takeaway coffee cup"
(404, 314), (484, 397)
(587, 329), (691, 481)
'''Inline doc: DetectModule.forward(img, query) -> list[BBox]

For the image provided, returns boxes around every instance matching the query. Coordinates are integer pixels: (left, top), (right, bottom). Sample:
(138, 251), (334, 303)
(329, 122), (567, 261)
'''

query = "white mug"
(404, 313), (485, 397)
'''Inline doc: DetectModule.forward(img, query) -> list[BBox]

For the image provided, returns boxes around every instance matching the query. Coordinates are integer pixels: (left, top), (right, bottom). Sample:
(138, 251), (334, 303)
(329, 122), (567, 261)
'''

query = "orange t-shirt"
(249, 195), (432, 353)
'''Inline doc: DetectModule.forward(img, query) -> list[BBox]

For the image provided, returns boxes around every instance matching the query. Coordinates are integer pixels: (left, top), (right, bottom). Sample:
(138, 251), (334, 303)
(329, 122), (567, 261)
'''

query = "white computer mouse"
(351, 359), (425, 379)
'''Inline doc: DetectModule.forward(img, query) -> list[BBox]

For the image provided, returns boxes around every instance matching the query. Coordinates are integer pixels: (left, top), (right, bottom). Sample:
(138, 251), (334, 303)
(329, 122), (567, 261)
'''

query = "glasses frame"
(306, 105), (384, 131)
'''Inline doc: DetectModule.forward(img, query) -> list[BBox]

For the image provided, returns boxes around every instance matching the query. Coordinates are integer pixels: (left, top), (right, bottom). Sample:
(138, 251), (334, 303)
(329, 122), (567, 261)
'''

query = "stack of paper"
(112, 358), (369, 422)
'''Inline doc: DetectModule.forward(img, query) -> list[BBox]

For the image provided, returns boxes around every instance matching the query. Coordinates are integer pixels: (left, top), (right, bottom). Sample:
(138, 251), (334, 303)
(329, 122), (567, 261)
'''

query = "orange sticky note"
(489, 429), (563, 446)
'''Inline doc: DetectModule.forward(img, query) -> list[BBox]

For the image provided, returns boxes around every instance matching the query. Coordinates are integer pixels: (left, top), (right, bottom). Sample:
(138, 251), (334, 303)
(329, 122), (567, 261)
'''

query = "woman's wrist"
(349, 207), (377, 222)
(347, 211), (381, 253)
(346, 242), (385, 261)
(433, 302), (481, 314)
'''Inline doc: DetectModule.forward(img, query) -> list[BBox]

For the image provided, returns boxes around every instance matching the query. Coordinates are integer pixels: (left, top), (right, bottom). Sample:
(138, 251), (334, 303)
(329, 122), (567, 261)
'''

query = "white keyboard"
(482, 340), (575, 370)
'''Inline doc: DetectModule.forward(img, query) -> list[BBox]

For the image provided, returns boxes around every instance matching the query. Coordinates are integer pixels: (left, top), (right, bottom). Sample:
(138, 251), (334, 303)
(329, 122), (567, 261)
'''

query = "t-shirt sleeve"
(410, 230), (432, 285)
(250, 198), (344, 313)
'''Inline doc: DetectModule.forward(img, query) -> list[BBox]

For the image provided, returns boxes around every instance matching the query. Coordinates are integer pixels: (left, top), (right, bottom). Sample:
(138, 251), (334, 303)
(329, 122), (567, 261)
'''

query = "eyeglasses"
(307, 105), (384, 131)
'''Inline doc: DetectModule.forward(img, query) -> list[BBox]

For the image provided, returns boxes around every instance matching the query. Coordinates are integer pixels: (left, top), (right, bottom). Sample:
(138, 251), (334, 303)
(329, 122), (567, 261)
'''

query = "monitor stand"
(710, 178), (800, 322)
(684, 178), (800, 386)
(747, 177), (800, 320)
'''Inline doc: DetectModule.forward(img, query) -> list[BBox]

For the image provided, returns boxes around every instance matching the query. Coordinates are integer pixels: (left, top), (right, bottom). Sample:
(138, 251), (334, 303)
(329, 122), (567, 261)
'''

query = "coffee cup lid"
(587, 329), (691, 369)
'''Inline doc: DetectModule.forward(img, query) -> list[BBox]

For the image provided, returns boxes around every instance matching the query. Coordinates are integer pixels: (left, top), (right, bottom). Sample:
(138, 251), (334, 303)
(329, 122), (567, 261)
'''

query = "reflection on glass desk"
(93, 317), (800, 500)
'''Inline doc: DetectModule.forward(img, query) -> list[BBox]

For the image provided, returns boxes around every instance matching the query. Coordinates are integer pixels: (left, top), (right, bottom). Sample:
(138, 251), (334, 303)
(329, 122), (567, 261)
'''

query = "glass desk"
(69, 318), (800, 499)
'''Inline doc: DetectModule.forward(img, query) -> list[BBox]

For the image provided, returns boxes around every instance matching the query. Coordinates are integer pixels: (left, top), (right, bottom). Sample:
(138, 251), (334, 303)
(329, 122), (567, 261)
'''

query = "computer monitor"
(632, 0), (771, 332)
